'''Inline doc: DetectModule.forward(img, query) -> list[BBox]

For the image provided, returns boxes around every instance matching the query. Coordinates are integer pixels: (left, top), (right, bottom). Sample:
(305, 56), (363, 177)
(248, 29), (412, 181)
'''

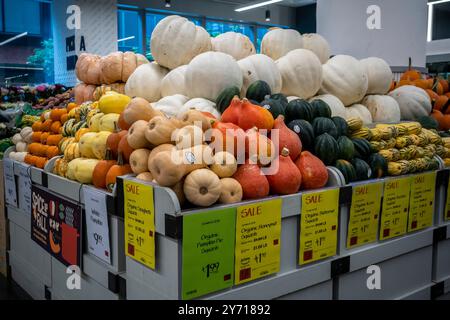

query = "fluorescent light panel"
(117, 36), (135, 42)
(427, 0), (450, 5)
(0, 32), (28, 46)
(235, 0), (283, 12)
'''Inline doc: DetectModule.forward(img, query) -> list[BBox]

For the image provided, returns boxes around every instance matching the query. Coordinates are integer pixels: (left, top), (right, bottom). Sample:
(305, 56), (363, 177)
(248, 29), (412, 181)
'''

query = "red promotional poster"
(31, 185), (82, 267)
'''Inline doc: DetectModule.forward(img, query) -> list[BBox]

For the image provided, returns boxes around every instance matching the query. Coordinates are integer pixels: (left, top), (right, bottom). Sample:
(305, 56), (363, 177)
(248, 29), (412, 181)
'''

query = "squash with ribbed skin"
(161, 65), (188, 97)
(361, 95), (401, 123)
(125, 63), (168, 103)
(388, 85), (432, 121)
(219, 178), (243, 204)
(345, 104), (373, 124)
(184, 169), (221, 207)
(360, 57), (393, 95)
(288, 120), (315, 151)
(337, 136), (355, 161)
(260, 96), (286, 120)
(352, 138), (372, 160)
(314, 133), (338, 165)
(285, 99), (314, 123)
(216, 87), (241, 113)
(302, 33), (330, 64)
(152, 94), (189, 118)
(332, 117), (349, 137)
(246, 80), (271, 103)
(261, 28), (303, 60)
(335, 160), (357, 184)
(310, 94), (346, 119)
(352, 158), (372, 181)
(312, 117), (338, 139)
(211, 32), (255, 60)
(367, 153), (388, 179)
(310, 99), (332, 119)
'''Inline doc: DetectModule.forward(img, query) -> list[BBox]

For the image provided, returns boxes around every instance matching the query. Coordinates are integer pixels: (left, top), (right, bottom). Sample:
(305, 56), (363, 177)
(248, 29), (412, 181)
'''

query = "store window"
(117, 9), (143, 53)
(206, 20), (255, 44)
(256, 27), (270, 52)
(431, 2), (450, 41)
(4, 0), (41, 35)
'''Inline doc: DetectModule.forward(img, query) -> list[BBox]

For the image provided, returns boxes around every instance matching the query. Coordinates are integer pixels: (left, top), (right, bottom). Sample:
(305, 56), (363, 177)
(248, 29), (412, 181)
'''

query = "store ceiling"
(211, 0), (316, 7)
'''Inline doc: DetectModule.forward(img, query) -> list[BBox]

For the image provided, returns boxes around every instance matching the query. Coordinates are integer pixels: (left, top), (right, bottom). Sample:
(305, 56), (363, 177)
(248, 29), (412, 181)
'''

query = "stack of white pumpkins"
(9, 127), (32, 162)
(122, 14), (429, 126)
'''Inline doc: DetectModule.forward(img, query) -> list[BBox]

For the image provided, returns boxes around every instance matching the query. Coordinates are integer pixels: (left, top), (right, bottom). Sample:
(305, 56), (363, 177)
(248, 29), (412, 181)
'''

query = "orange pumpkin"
(40, 132), (50, 144)
(32, 131), (42, 143)
(24, 154), (37, 166)
(431, 110), (448, 130)
(433, 81), (444, 95)
(427, 89), (440, 105)
(413, 79), (430, 90)
(117, 134), (134, 163)
(400, 57), (421, 81)
(107, 129), (127, 158)
(50, 109), (67, 122)
(47, 134), (63, 146)
(46, 146), (60, 159)
(118, 113), (130, 131)
(32, 121), (43, 132)
(105, 153), (132, 192)
(35, 157), (47, 169)
(28, 143), (43, 155)
(50, 121), (62, 134)
(67, 103), (77, 113)
(92, 150), (117, 189)
(389, 80), (396, 92)
(439, 79), (449, 94)
(41, 119), (53, 132)
(396, 79), (412, 88)
(60, 113), (69, 124)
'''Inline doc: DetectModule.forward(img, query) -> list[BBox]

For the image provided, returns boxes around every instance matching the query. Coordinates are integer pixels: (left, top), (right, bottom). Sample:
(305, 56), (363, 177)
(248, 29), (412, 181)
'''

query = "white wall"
(427, 39), (450, 56)
(317, 0), (428, 67)
(119, 0), (296, 26)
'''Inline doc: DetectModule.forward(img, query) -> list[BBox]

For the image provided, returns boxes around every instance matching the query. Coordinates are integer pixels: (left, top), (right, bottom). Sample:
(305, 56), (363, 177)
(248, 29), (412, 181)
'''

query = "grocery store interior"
(0, 0), (450, 302)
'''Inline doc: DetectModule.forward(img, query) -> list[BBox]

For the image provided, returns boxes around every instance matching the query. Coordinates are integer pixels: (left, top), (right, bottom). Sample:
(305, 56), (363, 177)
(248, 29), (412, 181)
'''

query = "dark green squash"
(288, 120), (315, 151)
(284, 99), (314, 123)
(312, 117), (338, 139)
(216, 86), (240, 113)
(417, 116), (439, 130)
(367, 153), (388, 179)
(260, 97), (286, 119)
(269, 93), (289, 108)
(335, 160), (357, 184)
(352, 138), (372, 160)
(337, 136), (355, 161)
(332, 116), (349, 137)
(311, 99), (332, 119)
(352, 158), (372, 181)
(314, 133), (338, 165)
(246, 80), (272, 103)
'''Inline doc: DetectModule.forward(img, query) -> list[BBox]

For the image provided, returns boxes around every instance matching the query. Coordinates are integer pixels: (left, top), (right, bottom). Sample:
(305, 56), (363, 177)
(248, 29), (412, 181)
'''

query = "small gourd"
(93, 150), (117, 189)
(219, 178), (243, 204)
(183, 169), (221, 207)
(130, 149), (151, 174)
(144, 116), (181, 146)
(210, 151), (237, 178)
(105, 153), (133, 192)
(128, 120), (151, 149)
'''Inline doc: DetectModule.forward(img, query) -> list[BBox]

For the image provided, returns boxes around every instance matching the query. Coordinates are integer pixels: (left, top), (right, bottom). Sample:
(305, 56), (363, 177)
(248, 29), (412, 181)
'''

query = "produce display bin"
(432, 224), (450, 295)
(0, 160), (8, 277)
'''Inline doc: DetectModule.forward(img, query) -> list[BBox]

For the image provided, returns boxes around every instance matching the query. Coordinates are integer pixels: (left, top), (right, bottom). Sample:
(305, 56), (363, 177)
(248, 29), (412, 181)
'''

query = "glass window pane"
(256, 27), (270, 53)
(117, 10), (143, 53)
(432, 2), (450, 41)
(206, 20), (255, 44)
(4, 0), (41, 34)
(0, 3), (3, 32)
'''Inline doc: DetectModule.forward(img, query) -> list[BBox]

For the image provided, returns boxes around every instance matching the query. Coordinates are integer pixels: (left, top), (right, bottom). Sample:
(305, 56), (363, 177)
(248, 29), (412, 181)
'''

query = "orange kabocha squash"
(400, 57), (421, 81)
(295, 151), (328, 190)
(46, 146), (60, 159)
(238, 99), (274, 131)
(105, 153), (132, 192)
(93, 150), (117, 189)
(266, 148), (302, 195)
(117, 134), (134, 163)
(32, 121), (43, 132)
(47, 134), (63, 146)
(232, 160), (269, 200)
(50, 109), (67, 122)
(271, 115), (302, 160)
(50, 121), (62, 134)
(32, 131), (42, 143)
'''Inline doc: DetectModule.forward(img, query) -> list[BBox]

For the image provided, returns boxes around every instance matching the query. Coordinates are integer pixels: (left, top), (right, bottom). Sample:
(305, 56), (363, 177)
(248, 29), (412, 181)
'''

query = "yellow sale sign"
(347, 182), (382, 249)
(380, 177), (410, 241)
(234, 199), (282, 285)
(408, 172), (436, 232)
(299, 188), (339, 265)
(124, 180), (155, 270)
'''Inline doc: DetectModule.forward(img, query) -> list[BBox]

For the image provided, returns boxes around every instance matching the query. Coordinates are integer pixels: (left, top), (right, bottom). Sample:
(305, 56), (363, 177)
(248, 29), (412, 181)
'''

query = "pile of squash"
(8, 127), (32, 162)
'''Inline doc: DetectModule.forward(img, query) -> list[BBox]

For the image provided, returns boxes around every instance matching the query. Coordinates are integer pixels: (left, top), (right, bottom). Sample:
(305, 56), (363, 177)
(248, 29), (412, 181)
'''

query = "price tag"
(124, 180), (155, 269)
(347, 182), (382, 249)
(182, 208), (235, 300)
(17, 164), (31, 213)
(408, 172), (436, 232)
(299, 188), (339, 265)
(234, 199), (281, 285)
(380, 177), (410, 240)
(83, 186), (111, 265)
(3, 159), (17, 207)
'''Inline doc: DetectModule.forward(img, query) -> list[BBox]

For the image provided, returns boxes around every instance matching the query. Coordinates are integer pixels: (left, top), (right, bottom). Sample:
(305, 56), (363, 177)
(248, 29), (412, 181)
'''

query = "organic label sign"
(17, 164), (31, 213)
(182, 209), (235, 300)
(299, 189), (339, 265)
(235, 199), (281, 285)
(83, 186), (111, 265)
(31, 185), (82, 267)
(3, 159), (17, 207)
(124, 180), (155, 270)
(380, 177), (410, 240)
(408, 172), (436, 232)
(347, 183), (382, 249)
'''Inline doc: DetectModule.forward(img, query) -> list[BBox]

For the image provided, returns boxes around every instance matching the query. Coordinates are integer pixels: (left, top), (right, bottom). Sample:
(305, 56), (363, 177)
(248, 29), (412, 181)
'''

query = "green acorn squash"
(352, 158), (372, 181)
(311, 99), (332, 119)
(216, 86), (240, 113)
(335, 159), (357, 184)
(367, 153), (388, 179)
(288, 119), (315, 151)
(261, 97), (286, 119)
(352, 138), (372, 160)
(337, 136), (355, 161)
(312, 117), (338, 139)
(332, 116), (349, 137)
(246, 80), (272, 103)
(285, 99), (314, 123)
(314, 133), (338, 165)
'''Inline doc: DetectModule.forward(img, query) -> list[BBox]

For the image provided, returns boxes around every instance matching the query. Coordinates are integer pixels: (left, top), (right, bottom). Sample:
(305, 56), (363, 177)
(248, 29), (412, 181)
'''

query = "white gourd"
(388, 85), (432, 121)
(261, 29), (303, 60)
(150, 15), (212, 70)
(345, 104), (373, 124)
(161, 65), (188, 97)
(361, 95), (401, 123)
(12, 133), (22, 145)
(152, 94), (189, 118)
(302, 33), (330, 64)
(125, 63), (168, 102)
(310, 94), (346, 118)
(320, 55), (369, 106)
(179, 98), (221, 119)
(15, 142), (27, 153)
(211, 32), (255, 61)
(185, 52), (243, 102)
(277, 49), (323, 99)
(238, 54), (282, 97)
(360, 57), (393, 95)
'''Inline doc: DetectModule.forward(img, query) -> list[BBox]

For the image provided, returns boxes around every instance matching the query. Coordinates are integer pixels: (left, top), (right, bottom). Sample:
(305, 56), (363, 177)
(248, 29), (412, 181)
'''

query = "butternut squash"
(183, 169), (221, 207)
(173, 125), (204, 149)
(130, 149), (151, 174)
(177, 109), (211, 132)
(219, 178), (243, 204)
(144, 116), (181, 146)
(128, 120), (151, 149)
(210, 151), (237, 178)
(123, 97), (163, 126)
(147, 143), (175, 171)
(136, 172), (154, 182)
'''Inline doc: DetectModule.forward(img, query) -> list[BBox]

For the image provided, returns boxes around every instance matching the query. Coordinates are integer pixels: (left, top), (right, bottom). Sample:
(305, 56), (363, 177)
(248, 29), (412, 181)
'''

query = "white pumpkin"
(152, 94), (189, 118)
(150, 15), (211, 70)
(161, 65), (188, 97)
(345, 104), (373, 124)
(388, 85), (432, 121)
(361, 95), (401, 123)
(320, 55), (368, 106)
(125, 63), (168, 102)
(276, 49), (322, 99)
(180, 98), (221, 119)
(360, 57), (392, 95)
(185, 52), (243, 102)
(310, 94), (346, 118)
(211, 32), (255, 61)
(238, 54), (282, 97)
(261, 28), (303, 60)
(302, 33), (330, 64)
